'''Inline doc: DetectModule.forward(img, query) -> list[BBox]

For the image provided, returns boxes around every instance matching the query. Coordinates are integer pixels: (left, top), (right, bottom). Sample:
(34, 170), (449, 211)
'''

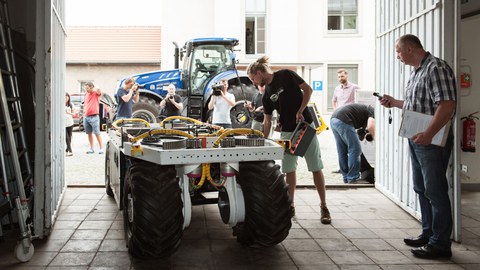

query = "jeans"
(84, 115), (100, 135)
(330, 118), (362, 182)
(408, 132), (453, 250)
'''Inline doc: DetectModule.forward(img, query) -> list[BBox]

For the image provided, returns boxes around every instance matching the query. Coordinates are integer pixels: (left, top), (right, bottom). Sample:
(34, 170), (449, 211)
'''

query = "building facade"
(65, 26), (162, 97)
(160, 0), (376, 114)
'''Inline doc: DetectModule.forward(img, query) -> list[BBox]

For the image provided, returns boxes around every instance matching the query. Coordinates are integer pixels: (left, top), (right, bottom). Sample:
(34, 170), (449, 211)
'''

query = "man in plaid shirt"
(378, 34), (456, 259)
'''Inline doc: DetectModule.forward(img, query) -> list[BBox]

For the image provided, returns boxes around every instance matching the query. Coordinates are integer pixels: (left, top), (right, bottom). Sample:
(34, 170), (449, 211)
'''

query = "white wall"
(460, 14), (480, 184)
(65, 65), (161, 97)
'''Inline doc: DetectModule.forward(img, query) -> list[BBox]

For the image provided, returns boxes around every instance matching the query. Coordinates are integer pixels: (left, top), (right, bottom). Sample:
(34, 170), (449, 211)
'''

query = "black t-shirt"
(331, 103), (375, 129)
(252, 92), (264, 122)
(162, 95), (182, 117)
(263, 69), (312, 132)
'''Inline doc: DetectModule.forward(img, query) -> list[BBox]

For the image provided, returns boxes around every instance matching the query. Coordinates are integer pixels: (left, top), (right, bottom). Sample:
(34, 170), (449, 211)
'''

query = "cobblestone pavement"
(65, 120), (355, 186)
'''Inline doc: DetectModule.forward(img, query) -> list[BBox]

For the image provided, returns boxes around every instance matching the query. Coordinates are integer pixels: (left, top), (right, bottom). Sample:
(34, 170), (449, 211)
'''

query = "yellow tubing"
(192, 163), (211, 189)
(212, 128), (264, 148)
(112, 118), (151, 129)
(159, 116), (225, 131)
(131, 128), (194, 143)
(159, 116), (203, 127)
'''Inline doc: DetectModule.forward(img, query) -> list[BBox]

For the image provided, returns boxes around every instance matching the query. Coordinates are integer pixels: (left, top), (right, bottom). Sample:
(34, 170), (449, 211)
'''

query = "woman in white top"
(65, 93), (75, 156)
(208, 79), (235, 128)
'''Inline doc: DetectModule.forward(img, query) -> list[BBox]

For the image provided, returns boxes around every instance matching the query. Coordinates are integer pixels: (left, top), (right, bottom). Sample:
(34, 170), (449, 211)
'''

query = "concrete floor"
(1, 187), (480, 269)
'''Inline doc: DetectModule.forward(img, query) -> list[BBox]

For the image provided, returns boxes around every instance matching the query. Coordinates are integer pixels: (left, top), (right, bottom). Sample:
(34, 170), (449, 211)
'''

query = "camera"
(212, 82), (223, 96)
(169, 95), (174, 99)
(134, 83), (145, 89)
(373, 92), (383, 99)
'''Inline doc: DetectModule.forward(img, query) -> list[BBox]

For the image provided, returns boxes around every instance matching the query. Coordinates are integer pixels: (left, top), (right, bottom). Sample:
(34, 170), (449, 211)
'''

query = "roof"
(66, 26), (161, 64)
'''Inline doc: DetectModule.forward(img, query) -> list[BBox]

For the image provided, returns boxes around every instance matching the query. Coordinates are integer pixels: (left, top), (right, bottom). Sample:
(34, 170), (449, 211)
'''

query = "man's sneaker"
(320, 205), (331, 224)
(86, 149), (94, 154)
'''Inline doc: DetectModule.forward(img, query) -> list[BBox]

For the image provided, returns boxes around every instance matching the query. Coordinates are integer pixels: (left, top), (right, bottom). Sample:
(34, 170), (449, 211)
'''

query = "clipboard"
(398, 110), (451, 147)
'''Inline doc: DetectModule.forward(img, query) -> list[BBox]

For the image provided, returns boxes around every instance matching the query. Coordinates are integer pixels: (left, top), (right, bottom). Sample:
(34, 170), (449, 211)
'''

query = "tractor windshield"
(189, 44), (233, 95)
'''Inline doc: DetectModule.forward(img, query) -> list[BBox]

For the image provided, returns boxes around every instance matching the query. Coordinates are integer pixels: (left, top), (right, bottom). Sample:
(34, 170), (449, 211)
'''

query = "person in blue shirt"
(116, 77), (139, 119)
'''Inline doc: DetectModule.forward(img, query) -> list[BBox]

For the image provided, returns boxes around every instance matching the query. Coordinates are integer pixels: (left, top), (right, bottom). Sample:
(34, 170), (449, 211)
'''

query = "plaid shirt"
(403, 52), (457, 115)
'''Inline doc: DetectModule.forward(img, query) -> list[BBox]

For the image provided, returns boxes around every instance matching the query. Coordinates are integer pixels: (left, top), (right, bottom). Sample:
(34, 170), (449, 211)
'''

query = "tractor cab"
(180, 38), (239, 121)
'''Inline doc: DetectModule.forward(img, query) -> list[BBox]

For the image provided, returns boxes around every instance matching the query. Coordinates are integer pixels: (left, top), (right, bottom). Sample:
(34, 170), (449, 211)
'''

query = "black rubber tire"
(230, 101), (252, 129)
(229, 83), (256, 102)
(132, 96), (161, 123)
(105, 142), (113, 197)
(233, 160), (292, 246)
(123, 160), (183, 258)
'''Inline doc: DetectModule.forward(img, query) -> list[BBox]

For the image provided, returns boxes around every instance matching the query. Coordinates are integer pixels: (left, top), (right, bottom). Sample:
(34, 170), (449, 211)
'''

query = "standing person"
(83, 82), (104, 154)
(115, 77), (140, 120)
(159, 84), (183, 118)
(247, 56), (331, 224)
(331, 69), (359, 110)
(330, 104), (375, 183)
(378, 34), (456, 259)
(208, 79), (235, 128)
(331, 69), (360, 174)
(245, 85), (265, 131)
(65, 93), (74, 157)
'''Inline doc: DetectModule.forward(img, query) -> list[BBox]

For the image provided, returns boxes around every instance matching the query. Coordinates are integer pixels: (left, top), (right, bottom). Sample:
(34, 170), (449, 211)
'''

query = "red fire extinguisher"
(461, 112), (479, 152)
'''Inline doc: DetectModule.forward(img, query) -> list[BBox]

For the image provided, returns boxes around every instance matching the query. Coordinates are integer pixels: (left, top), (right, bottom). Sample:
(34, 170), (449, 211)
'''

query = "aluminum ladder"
(0, 0), (34, 262)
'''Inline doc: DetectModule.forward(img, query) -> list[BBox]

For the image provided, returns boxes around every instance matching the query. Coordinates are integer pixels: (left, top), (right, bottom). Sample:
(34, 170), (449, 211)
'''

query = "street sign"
(312, 81), (323, 91)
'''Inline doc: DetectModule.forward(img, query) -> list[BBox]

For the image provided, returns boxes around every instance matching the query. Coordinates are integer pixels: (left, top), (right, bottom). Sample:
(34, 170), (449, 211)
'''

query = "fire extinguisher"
(461, 112), (479, 152)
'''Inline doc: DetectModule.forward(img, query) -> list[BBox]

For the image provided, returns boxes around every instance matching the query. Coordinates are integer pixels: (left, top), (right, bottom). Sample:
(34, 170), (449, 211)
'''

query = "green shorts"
(281, 126), (324, 173)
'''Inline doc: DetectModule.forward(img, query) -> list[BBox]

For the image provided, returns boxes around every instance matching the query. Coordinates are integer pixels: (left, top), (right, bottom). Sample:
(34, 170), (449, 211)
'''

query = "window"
(79, 81), (91, 93)
(327, 65), (358, 112)
(245, 0), (266, 55)
(328, 0), (357, 32)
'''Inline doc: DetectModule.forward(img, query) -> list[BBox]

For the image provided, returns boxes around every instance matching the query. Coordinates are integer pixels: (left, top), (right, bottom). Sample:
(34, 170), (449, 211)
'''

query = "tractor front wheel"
(132, 96), (160, 123)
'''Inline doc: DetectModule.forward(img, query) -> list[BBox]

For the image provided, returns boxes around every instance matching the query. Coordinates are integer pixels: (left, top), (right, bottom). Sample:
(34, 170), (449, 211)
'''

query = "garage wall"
(374, 0), (461, 240)
(460, 14), (480, 186)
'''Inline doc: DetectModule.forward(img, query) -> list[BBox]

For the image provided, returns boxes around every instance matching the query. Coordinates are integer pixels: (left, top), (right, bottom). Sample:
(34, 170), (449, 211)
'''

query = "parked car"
(70, 93), (85, 126)
(77, 93), (117, 131)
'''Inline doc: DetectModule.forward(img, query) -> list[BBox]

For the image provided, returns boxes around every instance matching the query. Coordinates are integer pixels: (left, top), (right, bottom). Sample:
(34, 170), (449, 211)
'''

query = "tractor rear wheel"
(230, 101), (252, 128)
(234, 160), (292, 246)
(123, 160), (183, 258)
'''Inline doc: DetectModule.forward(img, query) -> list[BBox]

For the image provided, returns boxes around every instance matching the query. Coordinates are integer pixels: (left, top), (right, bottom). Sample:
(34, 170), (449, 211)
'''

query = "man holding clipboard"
(378, 34), (457, 259)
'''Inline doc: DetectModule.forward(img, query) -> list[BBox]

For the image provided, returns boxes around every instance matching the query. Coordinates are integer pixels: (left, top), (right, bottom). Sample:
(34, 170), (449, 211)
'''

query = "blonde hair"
(247, 56), (273, 76)
(168, 83), (176, 91)
(124, 77), (136, 85)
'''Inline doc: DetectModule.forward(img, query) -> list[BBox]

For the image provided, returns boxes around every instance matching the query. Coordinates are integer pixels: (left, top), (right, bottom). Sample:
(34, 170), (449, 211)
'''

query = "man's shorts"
(280, 124), (324, 173)
(84, 115), (101, 135)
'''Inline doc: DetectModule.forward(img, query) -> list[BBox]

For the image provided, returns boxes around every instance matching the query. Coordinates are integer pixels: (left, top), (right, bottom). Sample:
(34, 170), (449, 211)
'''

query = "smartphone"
(373, 92), (384, 99)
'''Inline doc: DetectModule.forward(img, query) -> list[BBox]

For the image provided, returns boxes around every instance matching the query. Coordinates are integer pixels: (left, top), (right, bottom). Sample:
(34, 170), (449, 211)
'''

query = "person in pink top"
(331, 69), (360, 174)
(331, 69), (359, 110)
(83, 82), (104, 154)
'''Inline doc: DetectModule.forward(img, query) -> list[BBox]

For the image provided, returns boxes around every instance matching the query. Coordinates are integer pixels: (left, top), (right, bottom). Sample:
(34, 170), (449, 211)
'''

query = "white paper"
(398, 110), (450, 146)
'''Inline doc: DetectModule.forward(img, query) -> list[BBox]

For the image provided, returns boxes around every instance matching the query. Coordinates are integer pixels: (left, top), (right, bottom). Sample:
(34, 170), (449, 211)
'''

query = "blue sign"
(312, 81), (323, 91)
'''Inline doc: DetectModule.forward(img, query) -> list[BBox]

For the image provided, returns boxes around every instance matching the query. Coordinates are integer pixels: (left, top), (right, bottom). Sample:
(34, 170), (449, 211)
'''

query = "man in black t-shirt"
(159, 84), (183, 119)
(331, 103), (375, 184)
(247, 56), (331, 224)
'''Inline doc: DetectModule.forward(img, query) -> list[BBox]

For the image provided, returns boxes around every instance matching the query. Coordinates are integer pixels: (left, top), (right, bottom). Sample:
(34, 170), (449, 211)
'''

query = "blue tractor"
(116, 38), (257, 127)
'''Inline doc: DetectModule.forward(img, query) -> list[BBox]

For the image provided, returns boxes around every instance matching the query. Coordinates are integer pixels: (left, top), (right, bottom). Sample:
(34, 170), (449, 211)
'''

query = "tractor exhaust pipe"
(173, 41), (179, 69)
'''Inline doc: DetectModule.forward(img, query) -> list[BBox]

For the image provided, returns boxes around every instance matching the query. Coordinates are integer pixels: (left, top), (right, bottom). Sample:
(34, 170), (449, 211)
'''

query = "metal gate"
(374, 0), (461, 241)
(33, 0), (67, 239)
